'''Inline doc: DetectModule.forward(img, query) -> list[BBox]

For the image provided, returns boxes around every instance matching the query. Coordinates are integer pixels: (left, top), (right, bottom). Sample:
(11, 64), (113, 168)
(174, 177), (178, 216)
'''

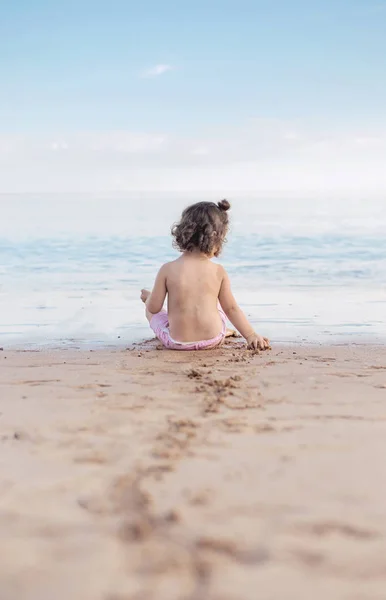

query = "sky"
(1, 0), (386, 194)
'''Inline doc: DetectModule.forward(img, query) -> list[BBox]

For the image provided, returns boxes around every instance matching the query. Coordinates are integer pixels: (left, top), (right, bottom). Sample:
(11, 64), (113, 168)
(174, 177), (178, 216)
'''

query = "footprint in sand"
(152, 418), (199, 460)
(189, 372), (265, 414)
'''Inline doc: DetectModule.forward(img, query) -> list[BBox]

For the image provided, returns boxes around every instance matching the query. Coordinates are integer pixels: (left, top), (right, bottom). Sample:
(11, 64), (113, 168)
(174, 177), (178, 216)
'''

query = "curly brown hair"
(172, 199), (231, 256)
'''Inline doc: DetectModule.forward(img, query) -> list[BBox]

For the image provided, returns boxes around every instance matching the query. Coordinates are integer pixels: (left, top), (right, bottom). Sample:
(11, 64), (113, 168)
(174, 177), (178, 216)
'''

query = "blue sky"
(1, 0), (386, 193)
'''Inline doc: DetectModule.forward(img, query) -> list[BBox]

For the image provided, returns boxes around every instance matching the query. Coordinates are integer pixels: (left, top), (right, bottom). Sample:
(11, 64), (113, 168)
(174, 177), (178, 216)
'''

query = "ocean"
(1, 193), (385, 347)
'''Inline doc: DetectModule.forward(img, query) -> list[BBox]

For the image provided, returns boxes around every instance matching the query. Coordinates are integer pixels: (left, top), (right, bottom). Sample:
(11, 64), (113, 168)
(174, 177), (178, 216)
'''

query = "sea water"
(1, 193), (385, 347)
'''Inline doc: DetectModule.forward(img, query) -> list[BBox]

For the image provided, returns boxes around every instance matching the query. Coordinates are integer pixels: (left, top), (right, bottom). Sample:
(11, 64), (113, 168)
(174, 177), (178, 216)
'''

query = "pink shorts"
(150, 307), (227, 351)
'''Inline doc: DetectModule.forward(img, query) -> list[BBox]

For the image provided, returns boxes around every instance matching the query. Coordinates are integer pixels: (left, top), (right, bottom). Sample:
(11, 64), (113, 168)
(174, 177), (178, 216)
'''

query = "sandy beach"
(1, 340), (386, 600)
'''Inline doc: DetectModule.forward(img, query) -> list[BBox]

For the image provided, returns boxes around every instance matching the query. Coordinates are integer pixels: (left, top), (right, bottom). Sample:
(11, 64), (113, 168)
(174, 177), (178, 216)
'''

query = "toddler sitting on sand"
(141, 199), (269, 351)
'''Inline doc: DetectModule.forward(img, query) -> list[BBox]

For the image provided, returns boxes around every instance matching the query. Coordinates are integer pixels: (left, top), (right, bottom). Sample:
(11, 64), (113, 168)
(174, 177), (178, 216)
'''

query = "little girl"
(141, 199), (269, 351)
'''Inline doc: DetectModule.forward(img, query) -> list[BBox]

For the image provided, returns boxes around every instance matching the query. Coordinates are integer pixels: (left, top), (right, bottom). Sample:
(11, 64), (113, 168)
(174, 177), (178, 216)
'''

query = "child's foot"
(140, 289), (151, 304)
(226, 328), (239, 338)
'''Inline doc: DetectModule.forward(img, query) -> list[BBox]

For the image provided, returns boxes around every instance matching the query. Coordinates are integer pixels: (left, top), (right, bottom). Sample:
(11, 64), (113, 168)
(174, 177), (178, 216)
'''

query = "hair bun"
(217, 199), (231, 212)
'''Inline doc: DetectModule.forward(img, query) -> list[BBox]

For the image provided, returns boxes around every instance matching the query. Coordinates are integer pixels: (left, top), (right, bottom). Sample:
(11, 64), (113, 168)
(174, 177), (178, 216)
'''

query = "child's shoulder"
(208, 261), (226, 282)
(213, 262), (226, 276)
(158, 259), (179, 274)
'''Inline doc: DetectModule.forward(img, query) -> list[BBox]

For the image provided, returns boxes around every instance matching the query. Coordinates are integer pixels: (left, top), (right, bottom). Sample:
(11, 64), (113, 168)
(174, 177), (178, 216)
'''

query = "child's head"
(172, 199), (231, 257)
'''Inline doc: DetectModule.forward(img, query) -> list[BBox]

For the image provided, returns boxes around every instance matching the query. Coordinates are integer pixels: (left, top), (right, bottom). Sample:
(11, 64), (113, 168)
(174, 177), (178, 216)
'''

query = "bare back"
(165, 254), (223, 342)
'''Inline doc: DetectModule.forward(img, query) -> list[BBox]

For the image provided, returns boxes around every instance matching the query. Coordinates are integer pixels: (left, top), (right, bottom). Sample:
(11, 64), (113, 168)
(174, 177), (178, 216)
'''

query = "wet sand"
(1, 341), (386, 600)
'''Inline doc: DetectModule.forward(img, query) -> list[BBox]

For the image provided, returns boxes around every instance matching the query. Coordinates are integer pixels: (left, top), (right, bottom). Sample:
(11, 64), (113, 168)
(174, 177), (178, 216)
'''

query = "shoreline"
(1, 334), (386, 353)
(1, 341), (386, 599)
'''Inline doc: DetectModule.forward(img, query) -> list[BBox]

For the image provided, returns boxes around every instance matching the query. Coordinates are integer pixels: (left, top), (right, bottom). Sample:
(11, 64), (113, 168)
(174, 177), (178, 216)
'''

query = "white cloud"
(140, 64), (173, 78)
(51, 141), (69, 151)
(192, 145), (210, 156)
(1, 120), (386, 196)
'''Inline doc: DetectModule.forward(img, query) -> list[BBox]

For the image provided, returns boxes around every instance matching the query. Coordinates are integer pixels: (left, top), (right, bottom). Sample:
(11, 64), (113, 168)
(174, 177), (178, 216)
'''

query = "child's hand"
(246, 333), (270, 351)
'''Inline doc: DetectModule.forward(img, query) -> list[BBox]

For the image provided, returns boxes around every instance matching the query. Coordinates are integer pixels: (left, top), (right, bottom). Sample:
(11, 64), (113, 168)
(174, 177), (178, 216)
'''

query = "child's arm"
(218, 268), (270, 350)
(146, 265), (168, 314)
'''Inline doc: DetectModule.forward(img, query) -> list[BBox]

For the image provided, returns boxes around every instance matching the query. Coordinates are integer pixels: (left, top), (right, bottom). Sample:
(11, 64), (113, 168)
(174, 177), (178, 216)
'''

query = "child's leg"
(217, 302), (239, 338)
(141, 288), (170, 347)
(141, 288), (158, 323)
